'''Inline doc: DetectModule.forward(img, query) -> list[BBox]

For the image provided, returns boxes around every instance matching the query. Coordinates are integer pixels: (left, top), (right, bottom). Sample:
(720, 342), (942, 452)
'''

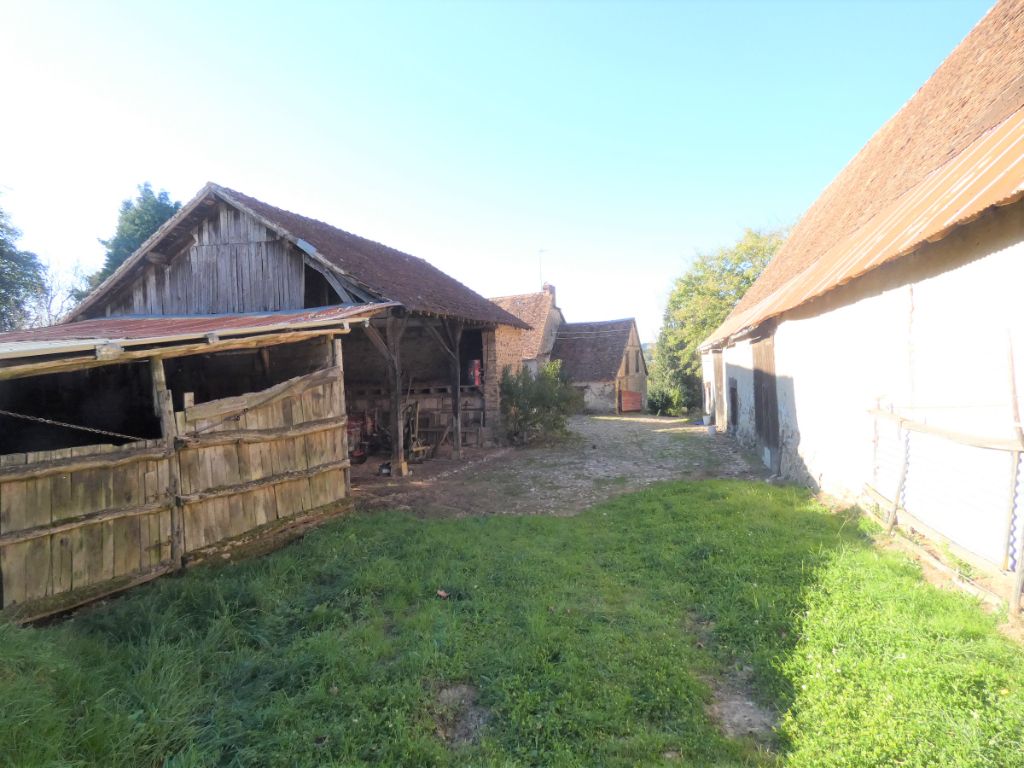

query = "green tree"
(650, 228), (784, 413)
(500, 361), (582, 444)
(0, 205), (45, 331)
(74, 183), (180, 300)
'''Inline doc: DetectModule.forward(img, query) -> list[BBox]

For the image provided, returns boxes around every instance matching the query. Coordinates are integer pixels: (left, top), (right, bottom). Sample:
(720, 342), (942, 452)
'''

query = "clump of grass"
(0, 481), (1022, 767)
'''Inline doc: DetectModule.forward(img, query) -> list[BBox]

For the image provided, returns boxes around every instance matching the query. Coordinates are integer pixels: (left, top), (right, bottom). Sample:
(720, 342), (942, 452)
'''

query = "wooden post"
(449, 322), (464, 460)
(150, 357), (184, 566)
(332, 336), (351, 494)
(423, 319), (464, 460)
(386, 316), (408, 476)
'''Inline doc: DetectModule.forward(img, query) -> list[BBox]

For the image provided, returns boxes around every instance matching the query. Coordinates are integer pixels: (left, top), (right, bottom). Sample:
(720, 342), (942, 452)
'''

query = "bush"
(500, 361), (582, 444)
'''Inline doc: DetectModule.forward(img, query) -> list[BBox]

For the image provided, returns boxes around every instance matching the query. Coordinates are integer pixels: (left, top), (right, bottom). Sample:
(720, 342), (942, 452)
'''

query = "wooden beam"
(174, 416), (345, 449)
(333, 336), (351, 494)
(0, 444), (170, 482)
(445, 320), (464, 460)
(0, 328), (347, 382)
(363, 323), (394, 365)
(386, 315), (408, 476)
(177, 458), (351, 505)
(151, 356), (185, 567)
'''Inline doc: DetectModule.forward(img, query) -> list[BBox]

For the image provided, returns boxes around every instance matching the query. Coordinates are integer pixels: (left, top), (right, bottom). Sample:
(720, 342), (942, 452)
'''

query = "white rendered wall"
(770, 202), (1024, 566)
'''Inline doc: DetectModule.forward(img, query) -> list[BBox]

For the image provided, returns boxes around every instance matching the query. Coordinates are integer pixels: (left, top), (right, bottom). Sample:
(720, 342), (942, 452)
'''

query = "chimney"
(542, 282), (556, 305)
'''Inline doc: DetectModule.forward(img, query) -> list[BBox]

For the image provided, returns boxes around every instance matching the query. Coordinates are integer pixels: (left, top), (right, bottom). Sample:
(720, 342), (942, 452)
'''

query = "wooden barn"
(0, 183), (525, 617)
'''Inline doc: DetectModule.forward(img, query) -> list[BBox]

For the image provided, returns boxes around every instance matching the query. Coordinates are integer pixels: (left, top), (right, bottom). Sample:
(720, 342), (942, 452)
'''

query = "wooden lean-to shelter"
(0, 183), (525, 618)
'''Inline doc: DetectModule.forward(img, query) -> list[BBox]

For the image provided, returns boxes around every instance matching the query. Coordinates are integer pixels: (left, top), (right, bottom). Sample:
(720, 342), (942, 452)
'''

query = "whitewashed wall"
(767, 201), (1024, 567)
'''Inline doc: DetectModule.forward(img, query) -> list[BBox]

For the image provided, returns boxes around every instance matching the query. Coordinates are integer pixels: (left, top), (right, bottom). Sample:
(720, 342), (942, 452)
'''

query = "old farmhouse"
(700, 0), (1024, 608)
(0, 183), (525, 616)
(552, 319), (647, 413)
(492, 287), (647, 414)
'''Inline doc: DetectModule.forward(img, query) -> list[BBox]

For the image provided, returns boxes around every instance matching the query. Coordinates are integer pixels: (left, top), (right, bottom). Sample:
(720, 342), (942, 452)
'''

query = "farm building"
(491, 284), (564, 374)
(552, 319), (647, 413)
(700, 0), (1024, 608)
(491, 287), (648, 414)
(0, 183), (525, 616)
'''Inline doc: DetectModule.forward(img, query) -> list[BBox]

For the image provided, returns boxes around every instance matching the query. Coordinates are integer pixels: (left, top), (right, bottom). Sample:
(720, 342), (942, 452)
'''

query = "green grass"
(1, 481), (1023, 767)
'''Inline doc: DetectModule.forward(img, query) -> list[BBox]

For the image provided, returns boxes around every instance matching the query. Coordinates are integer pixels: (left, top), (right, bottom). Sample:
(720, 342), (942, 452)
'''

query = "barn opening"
(163, 337), (333, 410)
(0, 362), (161, 454)
(303, 264), (342, 309)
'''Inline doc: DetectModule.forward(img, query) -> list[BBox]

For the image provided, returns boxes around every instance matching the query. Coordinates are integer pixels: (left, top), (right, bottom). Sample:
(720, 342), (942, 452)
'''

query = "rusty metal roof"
(0, 304), (393, 361)
(705, 0), (1024, 348)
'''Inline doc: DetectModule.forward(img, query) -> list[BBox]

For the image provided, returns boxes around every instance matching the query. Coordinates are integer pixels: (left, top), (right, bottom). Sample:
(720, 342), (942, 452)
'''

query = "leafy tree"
(500, 361), (582, 444)
(0, 205), (45, 331)
(74, 183), (180, 300)
(650, 228), (784, 414)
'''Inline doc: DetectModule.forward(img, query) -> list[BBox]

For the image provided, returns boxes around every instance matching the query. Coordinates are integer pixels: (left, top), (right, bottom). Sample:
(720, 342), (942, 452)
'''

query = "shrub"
(500, 361), (582, 444)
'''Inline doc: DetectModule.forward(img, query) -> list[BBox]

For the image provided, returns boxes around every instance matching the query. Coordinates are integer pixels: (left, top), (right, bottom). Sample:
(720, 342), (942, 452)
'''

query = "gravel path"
(354, 415), (765, 517)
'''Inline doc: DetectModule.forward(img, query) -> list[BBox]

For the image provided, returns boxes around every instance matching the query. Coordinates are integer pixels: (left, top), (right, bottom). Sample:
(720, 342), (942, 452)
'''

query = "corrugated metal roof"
(706, 106), (1024, 347)
(0, 304), (393, 361)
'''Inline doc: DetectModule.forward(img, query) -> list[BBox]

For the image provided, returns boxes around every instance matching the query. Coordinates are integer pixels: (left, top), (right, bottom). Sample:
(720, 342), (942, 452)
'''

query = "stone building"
(551, 319), (647, 413)
(490, 284), (564, 374)
(700, 0), (1024, 607)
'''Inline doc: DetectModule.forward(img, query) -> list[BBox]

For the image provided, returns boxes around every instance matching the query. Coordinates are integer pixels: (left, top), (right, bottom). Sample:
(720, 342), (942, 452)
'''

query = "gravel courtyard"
(354, 415), (766, 517)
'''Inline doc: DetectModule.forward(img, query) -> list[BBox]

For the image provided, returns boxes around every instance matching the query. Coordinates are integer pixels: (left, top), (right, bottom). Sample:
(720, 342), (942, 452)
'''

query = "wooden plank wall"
(175, 366), (349, 553)
(0, 365), (350, 610)
(0, 441), (173, 607)
(102, 204), (304, 316)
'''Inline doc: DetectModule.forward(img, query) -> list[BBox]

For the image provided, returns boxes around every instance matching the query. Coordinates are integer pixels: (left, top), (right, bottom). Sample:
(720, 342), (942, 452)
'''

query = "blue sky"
(0, 0), (992, 340)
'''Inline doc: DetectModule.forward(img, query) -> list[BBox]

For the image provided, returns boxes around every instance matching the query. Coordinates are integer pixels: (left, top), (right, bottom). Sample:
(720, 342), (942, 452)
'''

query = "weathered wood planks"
(0, 362), (350, 611)
(0, 442), (172, 608)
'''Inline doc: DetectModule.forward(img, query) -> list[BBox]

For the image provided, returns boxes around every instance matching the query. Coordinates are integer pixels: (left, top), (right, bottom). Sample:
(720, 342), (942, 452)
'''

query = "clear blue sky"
(1, 0), (993, 341)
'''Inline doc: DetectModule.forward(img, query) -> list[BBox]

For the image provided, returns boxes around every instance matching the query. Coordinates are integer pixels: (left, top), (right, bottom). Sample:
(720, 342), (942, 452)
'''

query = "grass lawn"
(2, 480), (1023, 766)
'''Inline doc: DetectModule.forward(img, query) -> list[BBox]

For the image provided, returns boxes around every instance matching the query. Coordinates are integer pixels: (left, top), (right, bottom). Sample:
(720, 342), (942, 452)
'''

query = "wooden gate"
(174, 366), (349, 553)
(0, 363), (350, 613)
(0, 441), (175, 608)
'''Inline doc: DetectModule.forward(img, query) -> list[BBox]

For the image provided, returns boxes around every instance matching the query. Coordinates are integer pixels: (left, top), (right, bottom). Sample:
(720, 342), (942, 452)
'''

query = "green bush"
(499, 361), (581, 444)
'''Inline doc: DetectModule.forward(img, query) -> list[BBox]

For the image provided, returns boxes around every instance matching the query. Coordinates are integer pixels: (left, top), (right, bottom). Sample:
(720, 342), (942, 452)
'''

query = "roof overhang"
(703, 106), (1024, 352)
(0, 304), (394, 380)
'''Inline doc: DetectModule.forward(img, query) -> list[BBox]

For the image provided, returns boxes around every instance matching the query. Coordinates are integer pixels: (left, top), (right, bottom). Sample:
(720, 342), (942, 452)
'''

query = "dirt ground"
(352, 415), (766, 517)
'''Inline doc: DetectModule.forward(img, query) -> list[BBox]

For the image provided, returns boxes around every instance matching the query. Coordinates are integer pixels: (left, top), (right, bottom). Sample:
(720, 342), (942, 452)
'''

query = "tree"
(650, 228), (784, 414)
(74, 183), (180, 300)
(500, 361), (582, 444)
(0, 205), (45, 331)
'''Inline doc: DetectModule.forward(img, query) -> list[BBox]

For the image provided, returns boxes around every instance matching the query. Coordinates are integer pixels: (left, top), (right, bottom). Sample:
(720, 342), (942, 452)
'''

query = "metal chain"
(0, 408), (146, 442)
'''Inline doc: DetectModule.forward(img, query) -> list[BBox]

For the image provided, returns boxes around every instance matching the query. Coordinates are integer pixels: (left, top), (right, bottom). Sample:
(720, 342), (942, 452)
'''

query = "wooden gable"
(83, 204), (306, 319)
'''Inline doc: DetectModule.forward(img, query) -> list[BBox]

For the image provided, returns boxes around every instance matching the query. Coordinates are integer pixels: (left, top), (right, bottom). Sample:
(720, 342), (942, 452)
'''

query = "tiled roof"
(551, 319), (634, 383)
(490, 291), (556, 359)
(68, 184), (526, 329)
(214, 186), (527, 328)
(706, 0), (1024, 347)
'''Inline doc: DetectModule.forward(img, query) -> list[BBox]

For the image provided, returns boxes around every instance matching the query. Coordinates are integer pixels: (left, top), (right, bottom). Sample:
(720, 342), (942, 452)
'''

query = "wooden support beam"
(386, 316), (408, 476)
(0, 328), (347, 382)
(422, 319), (464, 459)
(151, 357), (185, 567)
(446, 321), (464, 460)
(333, 336), (351, 494)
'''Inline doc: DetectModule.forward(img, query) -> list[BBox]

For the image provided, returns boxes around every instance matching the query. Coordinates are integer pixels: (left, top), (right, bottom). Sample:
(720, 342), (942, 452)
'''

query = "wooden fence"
(0, 356), (350, 615)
